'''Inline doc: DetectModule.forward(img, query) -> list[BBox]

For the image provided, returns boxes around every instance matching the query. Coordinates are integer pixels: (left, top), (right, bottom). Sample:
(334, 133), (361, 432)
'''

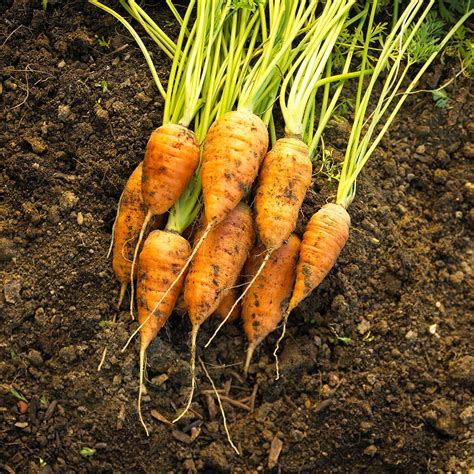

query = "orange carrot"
(255, 137), (312, 250)
(136, 230), (191, 434)
(242, 234), (300, 374)
(142, 124), (200, 216)
(111, 163), (164, 308)
(289, 203), (350, 312)
(174, 202), (255, 422)
(129, 124), (200, 317)
(201, 110), (268, 226)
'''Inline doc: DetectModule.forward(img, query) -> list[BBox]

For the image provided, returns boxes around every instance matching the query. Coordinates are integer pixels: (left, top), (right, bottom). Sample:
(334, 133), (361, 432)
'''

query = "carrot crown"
(336, 0), (473, 208)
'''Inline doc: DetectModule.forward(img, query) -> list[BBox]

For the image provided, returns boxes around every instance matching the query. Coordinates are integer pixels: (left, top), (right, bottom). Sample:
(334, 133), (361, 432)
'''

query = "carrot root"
(243, 339), (260, 376)
(273, 309), (290, 381)
(117, 282), (127, 309)
(173, 324), (199, 423)
(138, 345), (150, 436)
(129, 210), (152, 320)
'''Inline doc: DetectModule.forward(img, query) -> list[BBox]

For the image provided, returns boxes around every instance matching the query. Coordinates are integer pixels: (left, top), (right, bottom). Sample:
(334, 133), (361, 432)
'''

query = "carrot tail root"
(243, 340), (259, 376)
(173, 325), (199, 423)
(138, 346), (150, 436)
(117, 282), (127, 309)
(273, 309), (290, 381)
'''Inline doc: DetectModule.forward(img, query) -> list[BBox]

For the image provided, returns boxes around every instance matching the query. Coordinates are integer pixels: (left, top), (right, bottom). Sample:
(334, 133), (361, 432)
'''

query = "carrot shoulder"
(289, 203), (350, 312)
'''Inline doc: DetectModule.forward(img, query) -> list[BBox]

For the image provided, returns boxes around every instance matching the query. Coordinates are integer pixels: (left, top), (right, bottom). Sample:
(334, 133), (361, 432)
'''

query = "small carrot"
(129, 124), (200, 316)
(242, 234), (300, 374)
(174, 202), (255, 422)
(136, 229), (191, 435)
(111, 163), (165, 308)
(289, 203), (350, 312)
(272, 204), (350, 378)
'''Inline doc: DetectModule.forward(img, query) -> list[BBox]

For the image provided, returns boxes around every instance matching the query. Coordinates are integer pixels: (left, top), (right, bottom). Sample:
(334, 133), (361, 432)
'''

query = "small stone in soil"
(59, 191), (79, 213)
(4, 280), (22, 304)
(27, 349), (44, 367)
(448, 355), (474, 388)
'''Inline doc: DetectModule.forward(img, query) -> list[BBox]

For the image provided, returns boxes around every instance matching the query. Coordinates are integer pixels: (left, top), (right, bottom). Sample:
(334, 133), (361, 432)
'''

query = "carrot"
(111, 163), (165, 308)
(129, 124), (200, 317)
(136, 229), (191, 435)
(174, 202), (255, 422)
(201, 110), (268, 226)
(242, 234), (300, 374)
(142, 124), (200, 216)
(289, 203), (350, 312)
(255, 138), (312, 249)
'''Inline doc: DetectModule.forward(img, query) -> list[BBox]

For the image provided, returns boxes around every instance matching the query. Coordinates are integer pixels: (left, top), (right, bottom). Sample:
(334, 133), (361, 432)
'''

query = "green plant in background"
(10, 388), (28, 403)
(98, 36), (111, 48)
(41, 0), (47, 11)
(80, 448), (96, 458)
(432, 88), (450, 108)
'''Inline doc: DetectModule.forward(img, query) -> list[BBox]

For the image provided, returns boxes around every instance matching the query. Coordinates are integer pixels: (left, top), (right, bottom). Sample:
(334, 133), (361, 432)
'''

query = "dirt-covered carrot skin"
(112, 164), (147, 289)
(214, 285), (241, 323)
(254, 137), (312, 250)
(137, 230), (191, 349)
(142, 124), (200, 215)
(289, 203), (350, 311)
(201, 110), (268, 226)
(184, 202), (255, 326)
(242, 234), (300, 368)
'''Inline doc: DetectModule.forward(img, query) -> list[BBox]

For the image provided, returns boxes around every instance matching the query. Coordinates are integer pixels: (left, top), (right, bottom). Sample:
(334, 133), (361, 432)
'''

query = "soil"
(1, 1), (473, 473)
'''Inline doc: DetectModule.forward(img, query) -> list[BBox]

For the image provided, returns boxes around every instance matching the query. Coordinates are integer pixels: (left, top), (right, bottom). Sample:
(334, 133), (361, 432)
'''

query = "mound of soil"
(1, 1), (472, 472)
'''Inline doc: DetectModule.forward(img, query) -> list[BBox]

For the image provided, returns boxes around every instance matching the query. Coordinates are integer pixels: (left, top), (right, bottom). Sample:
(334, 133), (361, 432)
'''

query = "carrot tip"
(117, 282), (127, 309)
(243, 342), (258, 376)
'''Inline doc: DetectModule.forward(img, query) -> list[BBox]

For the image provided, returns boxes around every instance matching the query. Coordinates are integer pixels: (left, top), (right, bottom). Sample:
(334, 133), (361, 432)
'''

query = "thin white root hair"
(173, 325), (199, 423)
(129, 211), (152, 320)
(138, 346), (150, 436)
(199, 357), (240, 455)
(97, 347), (107, 372)
(205, 251), (272, 348)
(273, 309), (290, 381)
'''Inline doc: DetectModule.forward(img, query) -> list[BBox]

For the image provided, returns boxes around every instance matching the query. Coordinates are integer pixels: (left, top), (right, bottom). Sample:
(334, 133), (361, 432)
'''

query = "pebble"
(433, 169), (448, 184)
(0, 237), (16, 262)
(76, 212), (84, 225)
(4, 279), (22, 304)
(449, 271), (464, 285)
(405, 330), (417, 341)
(357, 319), (371, 335)
(58, 60), (66, 68)
(59, 191), (78, 213)
(449, 355), (474, 388)
(363, 445), (377, 456)
(27, 349), (44, 367)
(58, 104), (75, 122)
(459, 405), (472, 425)
(58, 346), (77, 363)
(47, 205), (61, 224)
(24, 136), (47, 154)
(95, 104), (109, 124)
(15, 422), (29, 429)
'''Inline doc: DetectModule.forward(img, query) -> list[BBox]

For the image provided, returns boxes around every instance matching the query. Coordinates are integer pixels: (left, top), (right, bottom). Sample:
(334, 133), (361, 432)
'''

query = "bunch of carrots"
(91, 0), (472, 435)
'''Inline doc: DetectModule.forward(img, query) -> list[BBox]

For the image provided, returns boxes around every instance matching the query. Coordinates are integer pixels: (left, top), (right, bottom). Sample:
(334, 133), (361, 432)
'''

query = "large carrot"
(136, 230), (191, 435)
(242, 234), (300, 374)
(214, 284), (241, 323)
(174, 202), (255, 422)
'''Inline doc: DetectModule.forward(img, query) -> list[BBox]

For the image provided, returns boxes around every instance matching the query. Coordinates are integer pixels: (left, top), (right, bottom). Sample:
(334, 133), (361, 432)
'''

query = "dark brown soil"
(1, 1), (473, 472)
